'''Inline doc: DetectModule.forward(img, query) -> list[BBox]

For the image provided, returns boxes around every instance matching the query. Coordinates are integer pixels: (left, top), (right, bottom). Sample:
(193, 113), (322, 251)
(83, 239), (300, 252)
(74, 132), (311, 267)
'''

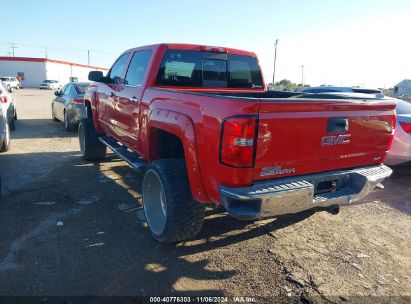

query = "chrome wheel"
(143, 169), (168, 236)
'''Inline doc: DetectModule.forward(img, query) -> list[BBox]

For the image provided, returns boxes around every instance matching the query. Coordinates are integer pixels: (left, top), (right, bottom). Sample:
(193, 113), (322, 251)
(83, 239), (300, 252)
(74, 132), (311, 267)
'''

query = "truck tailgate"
(254, 99), (396, 181)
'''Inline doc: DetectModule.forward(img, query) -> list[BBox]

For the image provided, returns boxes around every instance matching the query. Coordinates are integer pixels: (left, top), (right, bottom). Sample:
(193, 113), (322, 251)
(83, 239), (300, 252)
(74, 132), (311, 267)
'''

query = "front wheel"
(78, 118), (106, 161)
(142, 158), (205, 243)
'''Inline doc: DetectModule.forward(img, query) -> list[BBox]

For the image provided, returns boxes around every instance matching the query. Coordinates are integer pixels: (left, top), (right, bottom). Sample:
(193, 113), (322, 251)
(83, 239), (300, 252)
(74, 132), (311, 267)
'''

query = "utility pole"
(87, 50), (90, 66)
(45, 45), (48, 59)
(6, 51), (11, 57)
(300, 64), (305, 86)
(10, 42), (17, 57)
(272, 39), (279, 89)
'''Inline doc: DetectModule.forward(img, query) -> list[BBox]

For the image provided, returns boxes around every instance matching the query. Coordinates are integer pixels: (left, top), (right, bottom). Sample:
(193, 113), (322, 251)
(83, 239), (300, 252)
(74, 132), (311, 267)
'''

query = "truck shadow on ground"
(108, 161), (317, 253)
(0, 154), (236, 296)
(0, 151), (80, 196)
(4, 152), (405, 297)
(11, 119), (78, 139)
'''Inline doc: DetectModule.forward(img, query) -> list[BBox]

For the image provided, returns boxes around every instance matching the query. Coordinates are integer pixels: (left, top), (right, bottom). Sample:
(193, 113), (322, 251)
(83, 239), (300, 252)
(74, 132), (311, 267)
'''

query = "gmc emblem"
(321, 134), (351, 146)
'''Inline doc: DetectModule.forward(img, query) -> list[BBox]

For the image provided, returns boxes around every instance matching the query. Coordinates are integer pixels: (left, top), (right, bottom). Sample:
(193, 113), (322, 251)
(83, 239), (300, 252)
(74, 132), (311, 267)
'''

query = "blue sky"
(1, 0), (410, 88)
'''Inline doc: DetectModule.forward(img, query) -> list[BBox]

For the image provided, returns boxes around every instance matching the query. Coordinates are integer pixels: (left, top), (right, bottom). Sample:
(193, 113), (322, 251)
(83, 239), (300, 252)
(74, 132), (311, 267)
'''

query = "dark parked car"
(299, 86), (382, 95)
(51, 82), (89, 131)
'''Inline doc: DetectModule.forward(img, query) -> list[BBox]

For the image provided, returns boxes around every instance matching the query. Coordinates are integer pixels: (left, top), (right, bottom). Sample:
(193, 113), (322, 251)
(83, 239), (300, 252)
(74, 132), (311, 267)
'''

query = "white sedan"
(385, 99), (411, 166)
(0, 81), (17, 130)
(39, 80), (62, 90)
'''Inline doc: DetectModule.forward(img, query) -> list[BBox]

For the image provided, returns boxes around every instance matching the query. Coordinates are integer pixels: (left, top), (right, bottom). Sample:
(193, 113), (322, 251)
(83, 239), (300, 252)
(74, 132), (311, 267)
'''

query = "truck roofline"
(122, 43), (257, 58)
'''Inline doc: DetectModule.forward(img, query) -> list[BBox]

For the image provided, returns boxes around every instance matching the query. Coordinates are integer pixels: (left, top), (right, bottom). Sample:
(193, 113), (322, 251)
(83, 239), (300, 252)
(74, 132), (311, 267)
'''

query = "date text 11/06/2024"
(149, 296), (256, 303)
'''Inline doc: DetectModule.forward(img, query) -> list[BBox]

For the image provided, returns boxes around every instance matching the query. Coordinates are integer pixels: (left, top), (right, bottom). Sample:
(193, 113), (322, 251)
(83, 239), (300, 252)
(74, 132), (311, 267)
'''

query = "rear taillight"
(399, 122), (411, 134)
(72, 98), (83, 104)
(220, 116), (257, 167)
(0, 97), (8, 103)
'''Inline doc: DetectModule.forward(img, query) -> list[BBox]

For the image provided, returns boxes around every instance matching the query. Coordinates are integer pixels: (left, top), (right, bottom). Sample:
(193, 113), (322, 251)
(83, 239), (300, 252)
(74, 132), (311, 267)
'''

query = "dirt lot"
(0, 89), (410, 303)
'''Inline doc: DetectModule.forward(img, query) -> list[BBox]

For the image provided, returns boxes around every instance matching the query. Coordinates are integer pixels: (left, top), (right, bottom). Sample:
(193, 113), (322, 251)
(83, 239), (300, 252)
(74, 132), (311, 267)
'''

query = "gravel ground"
(0, 89), (410, 303)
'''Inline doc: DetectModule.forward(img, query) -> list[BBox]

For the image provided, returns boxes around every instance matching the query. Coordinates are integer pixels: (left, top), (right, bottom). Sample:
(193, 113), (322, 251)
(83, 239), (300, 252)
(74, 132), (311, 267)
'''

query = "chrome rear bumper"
(219, 165), (392, 220)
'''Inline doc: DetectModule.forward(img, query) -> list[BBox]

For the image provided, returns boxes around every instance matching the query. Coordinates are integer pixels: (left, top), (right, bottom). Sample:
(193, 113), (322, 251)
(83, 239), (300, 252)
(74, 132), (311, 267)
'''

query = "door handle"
(130, 96), (139, 103)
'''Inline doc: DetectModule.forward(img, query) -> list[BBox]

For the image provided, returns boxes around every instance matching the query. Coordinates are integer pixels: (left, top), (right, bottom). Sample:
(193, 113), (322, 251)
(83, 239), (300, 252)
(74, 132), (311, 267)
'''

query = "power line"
(1, 42), (118, 59)
(11, 42), (117, 55)
(10, 42), (17, 57)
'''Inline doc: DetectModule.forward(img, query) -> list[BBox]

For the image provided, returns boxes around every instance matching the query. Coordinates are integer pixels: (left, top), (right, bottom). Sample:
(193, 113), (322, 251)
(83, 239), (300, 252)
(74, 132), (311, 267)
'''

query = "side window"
(125, 50), (153, 87)
(109, 53), (129, 83)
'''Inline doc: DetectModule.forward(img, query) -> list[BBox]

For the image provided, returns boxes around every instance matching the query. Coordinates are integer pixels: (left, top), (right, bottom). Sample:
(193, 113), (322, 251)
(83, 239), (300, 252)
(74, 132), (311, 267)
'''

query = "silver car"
(385, 99), (411, 166)
(0, 77), (20, 92)
(39, 80), (62, 90)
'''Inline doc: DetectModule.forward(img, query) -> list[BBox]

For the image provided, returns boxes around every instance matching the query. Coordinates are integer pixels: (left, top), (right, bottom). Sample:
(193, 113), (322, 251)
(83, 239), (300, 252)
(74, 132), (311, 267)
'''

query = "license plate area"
(315, 180), (338, 194)
(313, 175), (350, 195)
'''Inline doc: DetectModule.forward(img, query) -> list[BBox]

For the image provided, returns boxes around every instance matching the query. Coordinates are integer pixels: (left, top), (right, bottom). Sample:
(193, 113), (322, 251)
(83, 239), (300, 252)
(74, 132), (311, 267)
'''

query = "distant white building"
(394, 79), (411, 98)
(0, 57), (108, 88)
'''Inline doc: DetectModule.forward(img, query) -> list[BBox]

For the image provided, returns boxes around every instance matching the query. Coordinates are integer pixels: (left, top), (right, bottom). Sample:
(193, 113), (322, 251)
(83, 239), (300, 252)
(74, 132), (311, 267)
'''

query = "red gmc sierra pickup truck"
(80, 43), (396, 243)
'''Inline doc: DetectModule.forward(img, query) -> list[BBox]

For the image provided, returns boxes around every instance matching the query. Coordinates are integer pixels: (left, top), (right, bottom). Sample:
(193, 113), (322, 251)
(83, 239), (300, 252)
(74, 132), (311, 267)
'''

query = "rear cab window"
(156, 50), (263, 89)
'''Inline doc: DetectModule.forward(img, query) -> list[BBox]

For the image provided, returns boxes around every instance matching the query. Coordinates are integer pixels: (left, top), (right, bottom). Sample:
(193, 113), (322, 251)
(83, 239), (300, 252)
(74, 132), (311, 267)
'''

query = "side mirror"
(88, 71), (104, 82)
